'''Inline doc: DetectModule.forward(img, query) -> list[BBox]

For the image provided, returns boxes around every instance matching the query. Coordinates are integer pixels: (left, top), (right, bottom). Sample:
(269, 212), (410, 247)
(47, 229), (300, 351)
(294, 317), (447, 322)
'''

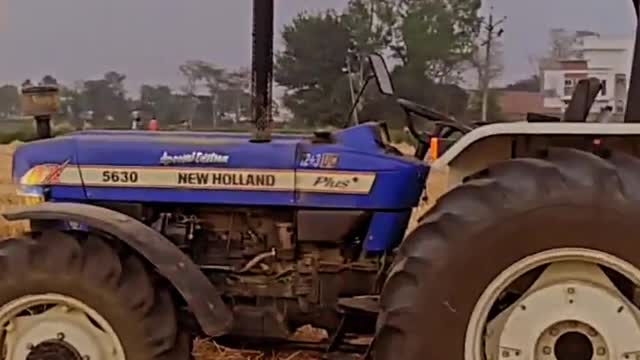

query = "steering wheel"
(396, 98), (476, 158)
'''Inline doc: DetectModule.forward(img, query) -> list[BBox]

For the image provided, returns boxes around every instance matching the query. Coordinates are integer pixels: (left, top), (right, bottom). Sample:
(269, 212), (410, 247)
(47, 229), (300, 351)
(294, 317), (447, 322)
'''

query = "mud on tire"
(372, 148), (640, 360)
(0, 230), (190, 360)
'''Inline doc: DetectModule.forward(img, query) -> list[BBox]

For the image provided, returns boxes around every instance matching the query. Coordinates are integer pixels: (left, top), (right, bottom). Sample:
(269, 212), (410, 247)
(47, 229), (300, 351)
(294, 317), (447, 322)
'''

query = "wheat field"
(0, 143), (30, 239)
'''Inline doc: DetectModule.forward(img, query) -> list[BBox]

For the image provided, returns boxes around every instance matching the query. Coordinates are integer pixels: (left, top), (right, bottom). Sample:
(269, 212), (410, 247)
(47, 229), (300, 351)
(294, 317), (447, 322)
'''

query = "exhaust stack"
(251, 0), (274, 142)
(624, 0), (640, 122)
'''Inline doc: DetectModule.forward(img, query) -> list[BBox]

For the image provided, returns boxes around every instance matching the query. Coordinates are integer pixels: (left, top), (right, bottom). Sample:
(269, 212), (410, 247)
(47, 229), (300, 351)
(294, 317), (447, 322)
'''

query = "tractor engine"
(155, 207), (295, 266)
(144, 205), (381, 338)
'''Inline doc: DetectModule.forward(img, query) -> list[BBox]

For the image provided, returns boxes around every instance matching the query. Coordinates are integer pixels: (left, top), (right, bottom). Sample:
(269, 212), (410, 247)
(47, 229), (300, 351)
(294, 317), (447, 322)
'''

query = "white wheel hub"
(0, 294), (125, 360)
(466, 249), (640, 360)
(534, 321), (607, 360)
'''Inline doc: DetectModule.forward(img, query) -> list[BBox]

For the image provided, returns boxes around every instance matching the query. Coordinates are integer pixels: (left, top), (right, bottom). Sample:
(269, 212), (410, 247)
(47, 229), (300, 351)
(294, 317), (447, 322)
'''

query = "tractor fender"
(424, 122), (640, 213)
(2, 202), (233, 337)
(432, 122), (640, 168)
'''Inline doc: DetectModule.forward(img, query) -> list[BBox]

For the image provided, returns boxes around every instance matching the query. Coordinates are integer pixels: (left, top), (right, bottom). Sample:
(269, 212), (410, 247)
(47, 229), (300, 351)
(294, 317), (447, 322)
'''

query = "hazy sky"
(0, 0), (636, 93)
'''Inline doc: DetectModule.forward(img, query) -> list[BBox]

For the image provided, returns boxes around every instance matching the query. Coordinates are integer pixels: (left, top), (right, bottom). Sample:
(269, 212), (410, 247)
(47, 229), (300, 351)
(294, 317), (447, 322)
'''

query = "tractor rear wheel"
(372, 148), (640, 360)
(0, 230), (190, 360)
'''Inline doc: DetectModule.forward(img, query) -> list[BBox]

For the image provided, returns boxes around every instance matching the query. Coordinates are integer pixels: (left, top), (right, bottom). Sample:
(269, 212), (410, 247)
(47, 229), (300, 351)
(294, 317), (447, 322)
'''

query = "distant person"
(148, 117), (159, 131)
(131, 110), (142, 130)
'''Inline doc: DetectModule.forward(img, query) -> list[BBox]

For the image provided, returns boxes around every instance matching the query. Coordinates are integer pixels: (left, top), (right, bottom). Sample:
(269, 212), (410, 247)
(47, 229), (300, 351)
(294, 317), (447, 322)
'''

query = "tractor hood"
(12, 123), (428, 210)
(13, 123), (402, 174)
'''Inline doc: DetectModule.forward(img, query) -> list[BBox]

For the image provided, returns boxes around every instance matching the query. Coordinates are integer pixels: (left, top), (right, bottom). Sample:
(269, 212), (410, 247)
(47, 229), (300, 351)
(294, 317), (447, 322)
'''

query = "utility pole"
(479, 8), (505, 123)
(346, 52), (360, 125)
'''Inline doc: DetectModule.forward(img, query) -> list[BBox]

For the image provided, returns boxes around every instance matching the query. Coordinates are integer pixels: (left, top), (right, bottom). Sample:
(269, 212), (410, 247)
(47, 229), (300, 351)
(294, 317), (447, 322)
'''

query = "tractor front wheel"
(372, 148), (640, 360)
(0, 230), (190, 360)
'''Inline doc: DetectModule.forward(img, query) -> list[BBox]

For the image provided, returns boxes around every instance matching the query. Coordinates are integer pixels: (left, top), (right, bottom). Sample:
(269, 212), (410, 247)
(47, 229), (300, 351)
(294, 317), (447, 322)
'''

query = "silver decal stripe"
(21, 165), (377, 194)
(80, 166), (294, 191)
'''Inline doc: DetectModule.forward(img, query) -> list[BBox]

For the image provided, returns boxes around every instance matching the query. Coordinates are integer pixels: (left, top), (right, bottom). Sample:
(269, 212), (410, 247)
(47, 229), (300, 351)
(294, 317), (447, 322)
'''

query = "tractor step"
(326, 296), (379, 354)
(323, 352), (366, 360)
(214, 297), (378, 357)
(337, 295), (380, 314)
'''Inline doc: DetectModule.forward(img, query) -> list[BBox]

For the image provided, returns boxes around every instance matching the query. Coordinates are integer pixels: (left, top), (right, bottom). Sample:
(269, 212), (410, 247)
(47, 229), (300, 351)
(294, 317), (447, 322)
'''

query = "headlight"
(15, 163), (68, 201)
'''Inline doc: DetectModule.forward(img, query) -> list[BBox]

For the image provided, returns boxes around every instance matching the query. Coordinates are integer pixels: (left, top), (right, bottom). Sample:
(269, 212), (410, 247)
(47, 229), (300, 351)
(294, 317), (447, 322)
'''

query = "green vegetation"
(0, 0), (489, 143)
(0, 119), (78, 144)
(275, 0), (483, 128)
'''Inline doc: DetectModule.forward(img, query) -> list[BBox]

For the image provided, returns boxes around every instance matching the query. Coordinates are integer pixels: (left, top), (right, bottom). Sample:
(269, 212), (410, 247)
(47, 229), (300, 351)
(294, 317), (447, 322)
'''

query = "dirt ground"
(0, 142), (423, 359)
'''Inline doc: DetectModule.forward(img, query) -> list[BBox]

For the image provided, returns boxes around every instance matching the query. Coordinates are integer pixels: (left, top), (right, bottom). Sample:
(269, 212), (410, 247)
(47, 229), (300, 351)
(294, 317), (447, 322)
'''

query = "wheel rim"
(0, 293), (126, 360)
(464, 248), (640, 360)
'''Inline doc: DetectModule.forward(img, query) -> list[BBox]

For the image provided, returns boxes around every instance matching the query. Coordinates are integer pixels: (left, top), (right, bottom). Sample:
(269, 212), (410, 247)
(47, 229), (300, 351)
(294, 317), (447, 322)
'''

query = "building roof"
(579, 36), (632, 51)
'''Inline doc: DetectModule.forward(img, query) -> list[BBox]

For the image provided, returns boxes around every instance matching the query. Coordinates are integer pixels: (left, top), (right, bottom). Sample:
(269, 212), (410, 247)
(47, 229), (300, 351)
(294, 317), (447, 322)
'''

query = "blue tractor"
(7, 2), (640, 360)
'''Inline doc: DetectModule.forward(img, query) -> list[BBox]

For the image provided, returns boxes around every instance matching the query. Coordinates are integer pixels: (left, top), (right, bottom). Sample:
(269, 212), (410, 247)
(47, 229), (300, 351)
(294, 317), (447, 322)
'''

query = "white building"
(542, 35), (634, 118)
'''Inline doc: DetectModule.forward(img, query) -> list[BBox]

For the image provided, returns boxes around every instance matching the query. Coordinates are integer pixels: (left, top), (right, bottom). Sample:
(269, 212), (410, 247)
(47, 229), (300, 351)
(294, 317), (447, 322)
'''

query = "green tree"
(394, 0), (482, 83)
(343, 0), (397, 54)
(467, 89), (504, 122)
(0, 85), (19, 118)
(179, 61), (250, 126)
(363, 0), (481, 125)
(82, 71), (129, 127)
(41, 75), (58, 86)
(104, 71), (127, 97)
(140, 85), (180, 124)
(179, 61), (228, 96)
(275, 0), (482, 128)
(216, 68), (251, 123)
(341, 0), (398, 124)
(58, 85), (84, 127)
(361, 64), (470, 128)
(275, 10), (353, 127)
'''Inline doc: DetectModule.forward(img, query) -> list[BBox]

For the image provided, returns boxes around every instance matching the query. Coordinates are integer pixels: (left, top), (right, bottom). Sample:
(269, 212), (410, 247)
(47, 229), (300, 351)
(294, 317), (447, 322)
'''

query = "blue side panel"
(73, 134), (299, 169)
(295, 126), (428, 210)
(364, 211), (412, 253)
(294, 156), (426, 209)
(332, 124), (385, 152)
(49, 187), (87, 200)
(83, 188), (293, 206)
(74, 134), (298, 205)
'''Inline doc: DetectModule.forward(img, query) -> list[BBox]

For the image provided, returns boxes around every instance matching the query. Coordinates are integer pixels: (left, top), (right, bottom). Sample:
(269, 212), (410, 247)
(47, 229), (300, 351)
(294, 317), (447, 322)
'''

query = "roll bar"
(624, 0), (640, 121)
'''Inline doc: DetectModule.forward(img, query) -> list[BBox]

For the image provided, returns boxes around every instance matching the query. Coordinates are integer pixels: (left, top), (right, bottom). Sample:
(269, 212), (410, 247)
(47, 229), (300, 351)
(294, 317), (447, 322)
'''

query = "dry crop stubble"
(0, 143), (30, 238)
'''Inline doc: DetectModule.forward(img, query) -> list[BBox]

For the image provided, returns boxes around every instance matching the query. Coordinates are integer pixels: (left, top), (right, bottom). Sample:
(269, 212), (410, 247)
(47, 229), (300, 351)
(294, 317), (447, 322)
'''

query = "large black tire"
(0, 230), (191, 360)
(372, 148), (640, 360)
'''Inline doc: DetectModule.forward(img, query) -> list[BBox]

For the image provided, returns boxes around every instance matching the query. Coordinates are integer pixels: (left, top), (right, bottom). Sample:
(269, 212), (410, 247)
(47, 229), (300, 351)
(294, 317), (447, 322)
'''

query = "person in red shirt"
(148, 116), (159, 131)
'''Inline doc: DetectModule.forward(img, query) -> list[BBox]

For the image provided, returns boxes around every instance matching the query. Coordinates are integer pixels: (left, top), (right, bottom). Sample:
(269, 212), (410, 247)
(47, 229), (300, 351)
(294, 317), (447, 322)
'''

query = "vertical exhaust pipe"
(251, 0), (274, 142)
(624, 0), (640, 122)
